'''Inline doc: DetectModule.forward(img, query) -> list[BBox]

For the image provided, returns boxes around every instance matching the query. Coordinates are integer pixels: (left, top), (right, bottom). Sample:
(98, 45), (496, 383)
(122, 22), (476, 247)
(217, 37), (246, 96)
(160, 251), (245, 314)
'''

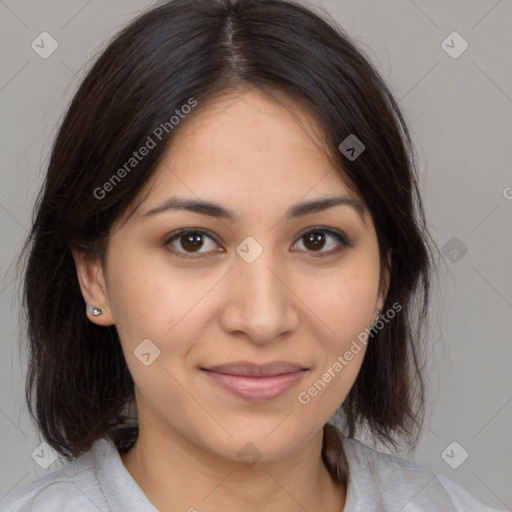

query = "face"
(75, 87), (388, 463)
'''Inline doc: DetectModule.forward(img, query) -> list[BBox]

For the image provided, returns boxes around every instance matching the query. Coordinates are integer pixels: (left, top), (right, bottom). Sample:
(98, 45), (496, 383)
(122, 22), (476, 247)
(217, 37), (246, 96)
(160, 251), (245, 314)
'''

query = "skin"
(73, 87), (389, 512)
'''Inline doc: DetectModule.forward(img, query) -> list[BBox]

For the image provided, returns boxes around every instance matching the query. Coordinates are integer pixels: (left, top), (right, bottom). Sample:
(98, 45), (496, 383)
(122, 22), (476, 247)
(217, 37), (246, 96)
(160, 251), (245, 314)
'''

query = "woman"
(0, 0), (504, 510)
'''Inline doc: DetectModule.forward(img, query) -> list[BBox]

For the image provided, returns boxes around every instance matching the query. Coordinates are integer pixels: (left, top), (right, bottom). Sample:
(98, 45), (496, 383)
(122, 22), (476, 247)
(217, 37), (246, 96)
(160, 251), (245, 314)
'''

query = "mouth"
(200, 361), (309, 402)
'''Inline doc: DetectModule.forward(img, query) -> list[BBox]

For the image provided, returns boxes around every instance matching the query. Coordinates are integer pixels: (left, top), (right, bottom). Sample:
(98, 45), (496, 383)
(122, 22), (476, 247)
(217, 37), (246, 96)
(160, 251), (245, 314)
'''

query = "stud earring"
(89, 305), (102, 317)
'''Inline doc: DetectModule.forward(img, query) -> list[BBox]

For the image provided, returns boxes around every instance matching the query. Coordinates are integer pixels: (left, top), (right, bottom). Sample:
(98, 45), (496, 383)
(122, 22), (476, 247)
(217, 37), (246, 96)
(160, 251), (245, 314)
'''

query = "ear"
(377, 251), (392, 312)
(71, 249), (115, 326)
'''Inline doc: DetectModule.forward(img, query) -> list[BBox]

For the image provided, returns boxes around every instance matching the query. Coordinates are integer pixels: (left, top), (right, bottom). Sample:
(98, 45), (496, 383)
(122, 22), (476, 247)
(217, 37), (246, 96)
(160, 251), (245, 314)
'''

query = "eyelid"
(295, 225), (351, 246)
(163, 226), (352, 259)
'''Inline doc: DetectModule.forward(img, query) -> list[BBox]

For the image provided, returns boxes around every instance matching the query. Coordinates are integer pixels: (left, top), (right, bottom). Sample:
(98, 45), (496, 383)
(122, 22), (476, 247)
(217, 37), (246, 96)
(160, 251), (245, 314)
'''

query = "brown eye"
(292, 228), (351, 257)
(165, 229), (220, 258)
(303, 231), (327, 251)
(180, 232), (205, 252)
(164, 226), (351, 260)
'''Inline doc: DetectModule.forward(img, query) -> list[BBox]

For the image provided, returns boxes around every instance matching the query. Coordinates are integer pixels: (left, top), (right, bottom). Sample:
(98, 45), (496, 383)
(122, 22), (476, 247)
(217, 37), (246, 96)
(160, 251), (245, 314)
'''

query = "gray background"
(1, 0), (511, 509)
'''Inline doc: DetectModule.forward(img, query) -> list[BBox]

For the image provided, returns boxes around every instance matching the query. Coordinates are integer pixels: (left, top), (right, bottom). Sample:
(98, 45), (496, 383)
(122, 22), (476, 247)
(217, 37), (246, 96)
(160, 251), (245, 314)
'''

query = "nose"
(218, 249), (299, 345)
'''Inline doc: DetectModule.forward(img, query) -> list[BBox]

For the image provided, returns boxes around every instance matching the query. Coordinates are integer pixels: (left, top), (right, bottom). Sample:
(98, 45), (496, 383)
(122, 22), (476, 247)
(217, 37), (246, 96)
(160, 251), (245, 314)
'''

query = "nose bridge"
(235, 233), (279, 288)
(221, 237), (298, 342)
(239, 249), (281, 302)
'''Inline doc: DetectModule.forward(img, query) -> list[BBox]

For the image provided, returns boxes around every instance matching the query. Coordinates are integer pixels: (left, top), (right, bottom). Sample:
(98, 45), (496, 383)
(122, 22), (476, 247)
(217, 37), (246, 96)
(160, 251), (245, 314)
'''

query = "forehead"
(142, 88), (359, 209)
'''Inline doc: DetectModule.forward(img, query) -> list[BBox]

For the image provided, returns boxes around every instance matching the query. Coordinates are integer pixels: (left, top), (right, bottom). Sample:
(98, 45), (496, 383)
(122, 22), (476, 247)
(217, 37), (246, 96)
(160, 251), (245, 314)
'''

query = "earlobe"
(71, 249), (115, 326)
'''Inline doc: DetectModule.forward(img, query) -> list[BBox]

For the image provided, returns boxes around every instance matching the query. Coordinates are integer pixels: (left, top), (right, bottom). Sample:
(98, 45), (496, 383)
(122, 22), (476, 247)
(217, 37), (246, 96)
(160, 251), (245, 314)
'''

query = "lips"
(203, 361), (308, 376)
(200, 361), (308, 401)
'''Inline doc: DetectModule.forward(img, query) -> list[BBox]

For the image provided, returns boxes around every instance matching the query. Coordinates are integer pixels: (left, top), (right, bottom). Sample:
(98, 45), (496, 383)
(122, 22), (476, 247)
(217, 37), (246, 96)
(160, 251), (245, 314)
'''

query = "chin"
(207, 420), (316, 464)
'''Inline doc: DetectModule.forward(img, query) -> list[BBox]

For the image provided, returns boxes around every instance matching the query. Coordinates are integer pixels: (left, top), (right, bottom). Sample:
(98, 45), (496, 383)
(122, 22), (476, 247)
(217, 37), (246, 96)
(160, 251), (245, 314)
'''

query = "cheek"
(105, 244), (191, 337)
(295, 268), (375, 414)
(106, 255), (197, 412)
(305, 264), (380, 343)
(297, 259), (379, 406)
(105, 247), (222, 387)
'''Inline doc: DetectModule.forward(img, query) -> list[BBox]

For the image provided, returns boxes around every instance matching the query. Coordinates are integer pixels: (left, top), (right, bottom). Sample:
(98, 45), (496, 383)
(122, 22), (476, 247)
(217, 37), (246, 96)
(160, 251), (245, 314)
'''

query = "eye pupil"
(304, 232), (325, 251)
(181, 232), (203, 252)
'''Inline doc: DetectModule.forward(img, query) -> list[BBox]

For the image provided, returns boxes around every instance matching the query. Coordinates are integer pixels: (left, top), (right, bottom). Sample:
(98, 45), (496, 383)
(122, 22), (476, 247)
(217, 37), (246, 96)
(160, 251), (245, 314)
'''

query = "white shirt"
(0, 436), (505, 511)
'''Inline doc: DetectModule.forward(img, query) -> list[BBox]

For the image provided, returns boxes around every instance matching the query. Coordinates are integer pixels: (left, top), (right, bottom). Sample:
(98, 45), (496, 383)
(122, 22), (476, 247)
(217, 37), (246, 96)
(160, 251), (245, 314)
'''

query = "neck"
(120, 425), (346, 512)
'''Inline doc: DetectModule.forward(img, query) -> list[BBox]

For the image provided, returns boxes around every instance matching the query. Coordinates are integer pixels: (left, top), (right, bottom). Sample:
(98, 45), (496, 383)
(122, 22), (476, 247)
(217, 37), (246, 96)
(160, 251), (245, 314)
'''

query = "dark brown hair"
(18, 0), (435, 482)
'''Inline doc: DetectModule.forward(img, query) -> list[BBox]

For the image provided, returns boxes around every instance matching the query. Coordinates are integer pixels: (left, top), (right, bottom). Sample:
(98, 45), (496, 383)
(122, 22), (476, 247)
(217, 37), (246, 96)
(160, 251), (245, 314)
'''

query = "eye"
(291, 227), (351, 257)
(164, 227), (351, 259)
(164, 229), (221, 258)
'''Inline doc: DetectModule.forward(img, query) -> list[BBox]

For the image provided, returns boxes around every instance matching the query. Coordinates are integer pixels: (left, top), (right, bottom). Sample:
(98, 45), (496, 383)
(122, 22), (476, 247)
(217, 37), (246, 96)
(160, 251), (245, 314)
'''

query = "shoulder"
(0, 443), (109, 512)
(341, 437), (506, 511)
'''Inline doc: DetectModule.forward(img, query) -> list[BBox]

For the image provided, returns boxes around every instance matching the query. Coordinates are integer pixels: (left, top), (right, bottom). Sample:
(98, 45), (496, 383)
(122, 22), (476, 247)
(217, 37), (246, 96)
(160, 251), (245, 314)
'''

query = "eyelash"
(163, 226), (352, 259)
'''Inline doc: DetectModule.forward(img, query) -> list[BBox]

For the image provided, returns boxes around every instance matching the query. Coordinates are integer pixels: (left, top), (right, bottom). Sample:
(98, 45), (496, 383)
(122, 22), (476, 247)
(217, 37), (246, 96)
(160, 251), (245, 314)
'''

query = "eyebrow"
(143, 195), (366, 224)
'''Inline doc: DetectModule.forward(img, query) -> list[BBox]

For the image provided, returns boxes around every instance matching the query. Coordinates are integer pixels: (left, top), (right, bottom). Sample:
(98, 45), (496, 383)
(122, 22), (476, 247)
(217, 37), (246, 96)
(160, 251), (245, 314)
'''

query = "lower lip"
(201, 369), (307, 402)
